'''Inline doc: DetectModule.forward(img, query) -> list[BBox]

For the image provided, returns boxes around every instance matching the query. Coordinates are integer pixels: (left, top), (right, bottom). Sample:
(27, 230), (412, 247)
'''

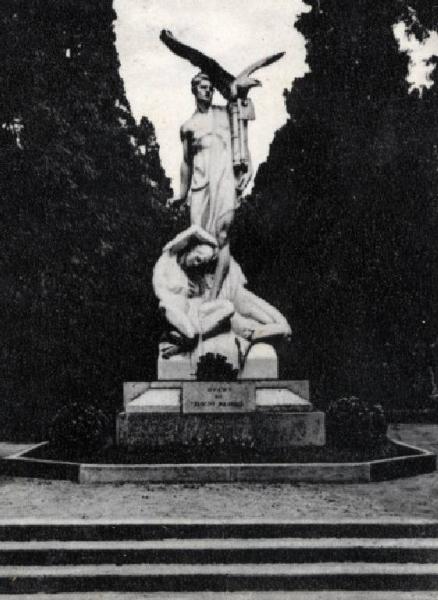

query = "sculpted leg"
(161, 301), (234, 358)
(230, 312), (261, 341)
(198, 299), (234, 338)
(162, 305), (197, 342)
(160, 304), (198, 359)
(233, 288), (291, 341)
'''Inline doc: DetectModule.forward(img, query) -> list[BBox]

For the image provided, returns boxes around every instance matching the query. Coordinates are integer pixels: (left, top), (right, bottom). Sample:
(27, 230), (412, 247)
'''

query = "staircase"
(0, 520), (438, 595)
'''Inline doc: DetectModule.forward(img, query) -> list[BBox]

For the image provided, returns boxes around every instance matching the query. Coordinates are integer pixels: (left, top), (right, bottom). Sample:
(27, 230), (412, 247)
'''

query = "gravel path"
(0, 425), (436, 521)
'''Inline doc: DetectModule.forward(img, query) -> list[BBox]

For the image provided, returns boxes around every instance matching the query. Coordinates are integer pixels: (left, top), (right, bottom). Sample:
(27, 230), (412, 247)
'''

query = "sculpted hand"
(236, 167), (253, 195)
(187, 280), (198, 298)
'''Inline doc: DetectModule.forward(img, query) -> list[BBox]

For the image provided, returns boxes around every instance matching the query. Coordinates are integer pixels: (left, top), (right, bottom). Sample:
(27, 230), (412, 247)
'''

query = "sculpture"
(160, 30), (284, 300)
(160, 30), (284, 170)
(116, 34), (323, 455)
(153, 225), (291, 362)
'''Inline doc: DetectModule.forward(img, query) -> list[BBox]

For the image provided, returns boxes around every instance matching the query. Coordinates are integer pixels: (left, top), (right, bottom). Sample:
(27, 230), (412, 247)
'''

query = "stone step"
(0, 520), (437, 541)
(1, 538), (438, 565)
(0, 562), (438, 593)
(6, 594), (438, 600)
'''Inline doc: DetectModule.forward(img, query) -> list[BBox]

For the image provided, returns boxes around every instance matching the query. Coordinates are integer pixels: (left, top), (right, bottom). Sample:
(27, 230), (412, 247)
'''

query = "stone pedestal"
(117, 410), (325, 450)
(158, 341), (278, 380)
(118, 337), (325, 455)
(240, 344), (278, 379)
(117, 379), (325, 451)
(123, 379), (311, 411)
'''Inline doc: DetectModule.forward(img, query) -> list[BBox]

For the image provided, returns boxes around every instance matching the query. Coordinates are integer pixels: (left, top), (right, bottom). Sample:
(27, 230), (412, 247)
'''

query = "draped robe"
(187, 106), (237, 236)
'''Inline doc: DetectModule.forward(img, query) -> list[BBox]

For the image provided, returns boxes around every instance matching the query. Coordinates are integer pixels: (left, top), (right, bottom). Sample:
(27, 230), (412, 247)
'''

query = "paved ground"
(0, 425), (436, 521)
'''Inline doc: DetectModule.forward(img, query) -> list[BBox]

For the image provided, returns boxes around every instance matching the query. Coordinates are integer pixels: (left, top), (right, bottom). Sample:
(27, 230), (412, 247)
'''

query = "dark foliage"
(196, 353), (239, 381)
(233, 0), (438, 408)
(0, 1), (180, 440)
(1, 0), (437, 442)
(49, 399), (109, 458)
(326, 395), (388, 449)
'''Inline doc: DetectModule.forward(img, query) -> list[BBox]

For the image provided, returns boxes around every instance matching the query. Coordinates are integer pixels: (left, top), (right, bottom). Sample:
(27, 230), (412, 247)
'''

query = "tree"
(0, 0), (176, 439)
(234, 0), (438, 408)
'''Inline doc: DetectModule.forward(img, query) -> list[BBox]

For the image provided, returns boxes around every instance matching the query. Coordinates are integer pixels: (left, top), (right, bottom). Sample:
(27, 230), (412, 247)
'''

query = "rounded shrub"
(49, 401), (110, 458)
(326, 395), (388, 448)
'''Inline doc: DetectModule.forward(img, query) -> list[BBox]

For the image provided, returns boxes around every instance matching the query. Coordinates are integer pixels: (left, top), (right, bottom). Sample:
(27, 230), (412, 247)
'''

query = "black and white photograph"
(1, 0), (438, 597)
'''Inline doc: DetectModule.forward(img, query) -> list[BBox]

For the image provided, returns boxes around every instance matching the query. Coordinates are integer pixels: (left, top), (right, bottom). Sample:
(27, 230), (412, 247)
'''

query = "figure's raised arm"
(167, 124), (192, 208)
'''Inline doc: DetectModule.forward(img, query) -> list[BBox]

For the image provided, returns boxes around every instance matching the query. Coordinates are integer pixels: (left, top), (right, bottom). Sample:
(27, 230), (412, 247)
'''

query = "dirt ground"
(0, 424), (437, 521)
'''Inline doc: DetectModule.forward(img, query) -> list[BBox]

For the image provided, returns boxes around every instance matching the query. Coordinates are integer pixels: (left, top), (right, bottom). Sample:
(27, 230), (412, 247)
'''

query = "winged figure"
(160, 29), (285, 100)
(159, 29), (285, 303)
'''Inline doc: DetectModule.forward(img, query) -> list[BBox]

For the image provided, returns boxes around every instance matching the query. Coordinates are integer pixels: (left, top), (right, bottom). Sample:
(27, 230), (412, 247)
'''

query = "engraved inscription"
(182, 382), (255, 413)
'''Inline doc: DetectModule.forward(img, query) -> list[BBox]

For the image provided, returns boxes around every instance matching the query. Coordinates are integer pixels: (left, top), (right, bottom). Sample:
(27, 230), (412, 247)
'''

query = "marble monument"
(117, 31), (325, 451)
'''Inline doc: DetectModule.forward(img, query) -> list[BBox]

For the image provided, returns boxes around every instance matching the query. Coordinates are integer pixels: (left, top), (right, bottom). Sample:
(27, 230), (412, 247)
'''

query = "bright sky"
(393, 20), (438, 94)
(113, 0), (310, 194)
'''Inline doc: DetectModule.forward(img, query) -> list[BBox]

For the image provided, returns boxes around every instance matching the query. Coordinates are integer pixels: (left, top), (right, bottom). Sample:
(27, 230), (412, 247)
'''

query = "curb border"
(0, 440), (435, 484)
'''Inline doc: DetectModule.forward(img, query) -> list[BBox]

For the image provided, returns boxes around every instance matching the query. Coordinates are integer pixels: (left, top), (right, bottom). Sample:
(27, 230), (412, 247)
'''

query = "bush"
(49, 401), (110, 458)
(196, 353), (239, 381)
(326, 395), (388, 449)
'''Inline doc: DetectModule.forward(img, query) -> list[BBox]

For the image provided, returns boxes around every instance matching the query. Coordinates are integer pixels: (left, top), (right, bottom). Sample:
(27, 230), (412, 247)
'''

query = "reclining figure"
(153, 225), (291, 360)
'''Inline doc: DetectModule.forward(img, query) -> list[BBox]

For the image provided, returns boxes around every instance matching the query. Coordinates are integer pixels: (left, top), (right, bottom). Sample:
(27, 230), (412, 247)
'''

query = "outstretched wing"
(160, 30), (234, 99)
(236, 52), (285, 80)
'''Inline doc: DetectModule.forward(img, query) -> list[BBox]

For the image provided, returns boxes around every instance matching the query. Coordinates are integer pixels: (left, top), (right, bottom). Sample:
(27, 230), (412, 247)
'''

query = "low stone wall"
(0, 439), (434, 484)
(117, 411), (325, 450)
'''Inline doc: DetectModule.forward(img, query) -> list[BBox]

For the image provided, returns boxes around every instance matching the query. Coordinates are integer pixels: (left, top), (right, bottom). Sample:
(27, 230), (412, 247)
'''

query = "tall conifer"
(0, 1), (173, 438)
(234, 0), (438, 407)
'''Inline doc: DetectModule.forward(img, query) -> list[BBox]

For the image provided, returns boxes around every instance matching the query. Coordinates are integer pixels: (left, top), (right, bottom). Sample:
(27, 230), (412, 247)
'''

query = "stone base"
(118, 379), (324, 451)
(6, 439), (436, 483)
(117, 411), (325, 450)
(123, 380), (311, 411)
(240, 343), (278, 379)
(158, 341), (278, 380)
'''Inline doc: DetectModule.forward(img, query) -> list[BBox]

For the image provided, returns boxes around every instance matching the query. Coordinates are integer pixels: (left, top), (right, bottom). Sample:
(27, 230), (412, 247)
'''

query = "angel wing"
(236, 52), (285, 81)
(160, 30), (234, 99)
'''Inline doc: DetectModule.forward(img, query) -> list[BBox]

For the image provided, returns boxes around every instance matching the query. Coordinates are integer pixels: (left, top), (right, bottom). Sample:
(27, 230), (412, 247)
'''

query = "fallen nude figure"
(153, 225), (291, 360)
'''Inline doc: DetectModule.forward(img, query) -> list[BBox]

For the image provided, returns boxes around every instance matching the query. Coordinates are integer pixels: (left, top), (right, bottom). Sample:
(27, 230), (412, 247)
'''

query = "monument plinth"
(117, 371), (325, 451)
(158, 341), (278, 380)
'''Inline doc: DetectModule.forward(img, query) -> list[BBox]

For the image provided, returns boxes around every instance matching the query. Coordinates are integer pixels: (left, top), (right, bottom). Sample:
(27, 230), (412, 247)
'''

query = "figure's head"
(191, 72), (213, 105)
(163, 224), (218, 267)
(183, 243), (216, 268)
